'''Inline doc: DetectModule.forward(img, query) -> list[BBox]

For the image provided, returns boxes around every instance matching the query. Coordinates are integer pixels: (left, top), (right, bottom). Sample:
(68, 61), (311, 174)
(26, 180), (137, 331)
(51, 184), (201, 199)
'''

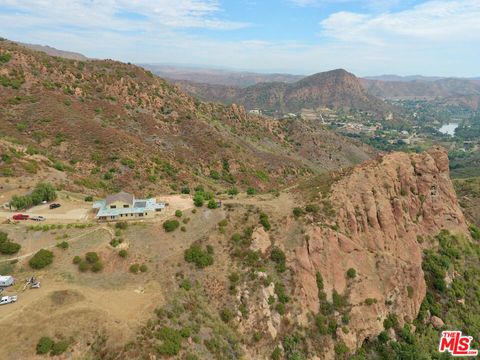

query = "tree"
(175, 210), (183, 217)
(346, 268), (357, 279)
(91, 261), (103, 272)
(85, 252), (99, 263)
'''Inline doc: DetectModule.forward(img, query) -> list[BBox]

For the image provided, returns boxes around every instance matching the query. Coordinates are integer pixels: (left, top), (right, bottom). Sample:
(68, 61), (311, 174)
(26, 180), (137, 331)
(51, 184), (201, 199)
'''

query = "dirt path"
(0, 226), (113, 263)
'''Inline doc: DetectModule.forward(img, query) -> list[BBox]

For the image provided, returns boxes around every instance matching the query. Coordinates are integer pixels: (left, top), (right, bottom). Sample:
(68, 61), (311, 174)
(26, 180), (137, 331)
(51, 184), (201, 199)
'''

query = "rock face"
(292, 147), (467, 351)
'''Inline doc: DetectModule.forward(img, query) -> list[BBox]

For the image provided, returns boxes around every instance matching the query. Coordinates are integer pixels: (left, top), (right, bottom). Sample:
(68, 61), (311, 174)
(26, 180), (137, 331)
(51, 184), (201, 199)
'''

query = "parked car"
(0, 295), (17, 305)
(30, 216), (46, 221)
(12, 214), (29, 220)
(49, 203), (61, 209)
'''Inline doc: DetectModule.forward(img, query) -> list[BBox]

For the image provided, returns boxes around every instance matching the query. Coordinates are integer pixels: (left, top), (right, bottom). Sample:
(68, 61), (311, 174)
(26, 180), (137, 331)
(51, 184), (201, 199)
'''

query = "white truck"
(0, 295), (17, 305)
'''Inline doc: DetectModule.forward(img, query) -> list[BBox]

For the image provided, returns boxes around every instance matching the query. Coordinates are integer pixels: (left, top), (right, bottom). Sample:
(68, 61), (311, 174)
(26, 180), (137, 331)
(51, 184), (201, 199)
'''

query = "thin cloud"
(0, 0), (250, 30)
(320, 0), (480, 44)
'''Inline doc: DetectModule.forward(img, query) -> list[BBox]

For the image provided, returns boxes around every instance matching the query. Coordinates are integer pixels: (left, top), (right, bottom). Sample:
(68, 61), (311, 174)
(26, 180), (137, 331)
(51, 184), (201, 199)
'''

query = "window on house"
(110, 205), (116, 209)
(139, 213), (144, 217)
(123, 204), (129, 208)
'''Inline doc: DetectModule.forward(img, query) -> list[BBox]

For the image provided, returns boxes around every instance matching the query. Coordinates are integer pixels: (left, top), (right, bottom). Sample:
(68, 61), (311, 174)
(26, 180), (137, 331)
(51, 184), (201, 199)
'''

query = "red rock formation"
(292, 147), (468, 351)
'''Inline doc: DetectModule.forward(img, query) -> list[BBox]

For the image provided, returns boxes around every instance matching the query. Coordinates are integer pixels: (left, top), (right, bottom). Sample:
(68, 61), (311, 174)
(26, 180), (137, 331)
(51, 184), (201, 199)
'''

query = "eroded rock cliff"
(292, 147), (468, 352)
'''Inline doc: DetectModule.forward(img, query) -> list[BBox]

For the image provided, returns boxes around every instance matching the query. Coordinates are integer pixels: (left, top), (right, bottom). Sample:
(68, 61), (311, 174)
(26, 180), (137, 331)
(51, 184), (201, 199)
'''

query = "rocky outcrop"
(292, 147), (468, 352)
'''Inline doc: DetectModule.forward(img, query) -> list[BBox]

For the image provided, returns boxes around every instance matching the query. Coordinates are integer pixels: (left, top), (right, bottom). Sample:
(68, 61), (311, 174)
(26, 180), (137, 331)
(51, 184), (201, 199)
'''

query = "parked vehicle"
(49, 203), (61, 209)
(30, 216), (46, 221)
(0, 295), (17, 305)
(12, 214), (29, 220)
(0, 276), (14, 287)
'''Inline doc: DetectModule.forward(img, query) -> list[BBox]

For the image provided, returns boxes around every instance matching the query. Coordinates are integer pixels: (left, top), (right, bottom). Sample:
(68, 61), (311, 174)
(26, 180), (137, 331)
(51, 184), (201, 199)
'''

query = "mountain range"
(14, 42), (480, 111)
(174, 69), (396, 118)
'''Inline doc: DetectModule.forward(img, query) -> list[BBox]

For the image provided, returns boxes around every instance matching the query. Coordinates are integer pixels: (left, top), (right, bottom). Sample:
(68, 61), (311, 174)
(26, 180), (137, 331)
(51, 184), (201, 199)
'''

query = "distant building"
(93, 191), (165, 221)
(248, 109), (262, 115)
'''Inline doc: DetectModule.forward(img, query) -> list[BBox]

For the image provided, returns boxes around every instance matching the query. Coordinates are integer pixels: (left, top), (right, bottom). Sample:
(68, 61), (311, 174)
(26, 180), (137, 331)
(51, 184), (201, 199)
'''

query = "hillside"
(174, 69), (396, 118)
(142, 64), (304, 87)
(19, 42), (89, 61)
(361, 78), (480, 110)
(0, 39), (374, 197)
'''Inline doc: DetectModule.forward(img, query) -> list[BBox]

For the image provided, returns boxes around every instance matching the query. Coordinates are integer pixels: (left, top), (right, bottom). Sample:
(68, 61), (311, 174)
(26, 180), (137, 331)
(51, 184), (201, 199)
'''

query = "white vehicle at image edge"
(0, 295), (17, 305)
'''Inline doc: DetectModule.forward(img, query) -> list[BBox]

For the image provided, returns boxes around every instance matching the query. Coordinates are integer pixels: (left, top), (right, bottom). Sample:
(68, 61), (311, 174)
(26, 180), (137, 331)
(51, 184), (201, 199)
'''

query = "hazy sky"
(1, 0), (479, 77)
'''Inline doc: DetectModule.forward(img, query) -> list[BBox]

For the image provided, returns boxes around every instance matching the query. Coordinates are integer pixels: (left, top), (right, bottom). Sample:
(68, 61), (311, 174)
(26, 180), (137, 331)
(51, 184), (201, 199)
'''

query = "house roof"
(95, 198), (165, 217)
(105, 191), (134, 206)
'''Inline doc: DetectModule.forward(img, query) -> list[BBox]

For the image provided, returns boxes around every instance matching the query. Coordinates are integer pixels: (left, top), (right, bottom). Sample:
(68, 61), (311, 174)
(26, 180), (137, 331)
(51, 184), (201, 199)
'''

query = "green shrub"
(275, 282), (290, 304)
(259, 212), (271, 230)
(305, 204), (319, 213)
(220, 307), (234, 323)
(469, 224), (480, 240)
(207, 199), (218, 209)
(140, 264), (148, 272)
(110, 238), (120, 247)
(270, 247), (286, 273)
(334, 341), (349, 356)
(193, 194), (204, 207)
(180, 187), (190, 194)
(292, 207), (303, 218)
(383, 313), (399, 330)
(163, 219), (180, 232)
(156, 327), (182, 356)
(184, 244), (213, 268)
(78, 261), (89, 272)
(29, 249), (54, 269)
(247, 187), (256, 195)
(175, 210), (183, 217)
(85, 252), (99, 263)
(119, 249), (127, 258)
(130, 263), (140, 273)
(271, 346), (282, 360)
(180, 279), (192, 291)
(210, 170), (220, 180)
(365, 298), (377, 305)
(72, 255), (81, 264)
(50, 339), (69, 356)
(84, 195), (93, 202)
(36, 337), (54, 355)
(91, 261), (103, 272)
(227, 187), (239, 196)
(115, 221), (128, 230)
(0, 240), (21, 255)
(346, 268), (357, 279)
(56, 241), (69, 250)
